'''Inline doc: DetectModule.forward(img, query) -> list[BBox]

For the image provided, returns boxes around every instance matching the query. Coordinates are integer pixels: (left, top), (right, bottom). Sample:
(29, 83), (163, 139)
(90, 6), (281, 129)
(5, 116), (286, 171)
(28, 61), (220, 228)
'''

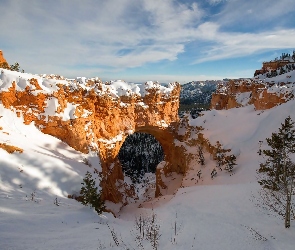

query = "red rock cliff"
(211, 79), (294, 110)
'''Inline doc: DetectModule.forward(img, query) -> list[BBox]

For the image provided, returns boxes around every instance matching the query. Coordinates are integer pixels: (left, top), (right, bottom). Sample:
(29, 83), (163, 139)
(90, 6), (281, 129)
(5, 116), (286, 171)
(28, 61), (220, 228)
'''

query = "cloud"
(193, 25), (295, 63)
(1, 0), (294, 79)
(206, 0), (226, 5)
(214, 0), (295, 28)
(0, 0), (203, 75)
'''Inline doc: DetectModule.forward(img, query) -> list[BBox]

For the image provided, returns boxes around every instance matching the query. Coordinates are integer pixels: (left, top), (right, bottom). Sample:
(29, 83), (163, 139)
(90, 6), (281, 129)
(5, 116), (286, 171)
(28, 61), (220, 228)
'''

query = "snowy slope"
(255, 65), (295, 84)
(1, 77), (295, 249)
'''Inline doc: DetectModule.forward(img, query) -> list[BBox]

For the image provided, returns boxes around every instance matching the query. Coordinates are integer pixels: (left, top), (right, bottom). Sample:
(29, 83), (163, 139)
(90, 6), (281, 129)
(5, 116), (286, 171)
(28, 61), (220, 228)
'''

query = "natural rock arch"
(99, 123), (187, 204)
(0, 67), (188, 205)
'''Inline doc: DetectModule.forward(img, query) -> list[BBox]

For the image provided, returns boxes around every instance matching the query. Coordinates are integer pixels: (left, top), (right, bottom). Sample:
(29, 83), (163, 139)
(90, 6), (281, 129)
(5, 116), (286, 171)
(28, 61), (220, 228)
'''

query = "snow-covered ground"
(1, 77), (295, 249)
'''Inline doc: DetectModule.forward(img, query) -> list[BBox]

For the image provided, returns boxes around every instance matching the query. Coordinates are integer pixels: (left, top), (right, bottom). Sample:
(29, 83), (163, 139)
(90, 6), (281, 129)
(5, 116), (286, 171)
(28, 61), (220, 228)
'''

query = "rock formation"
(0, 50), (9, 67)
(254, 60), (291, 76)
(211, 79), (295, 110)
(0, 69), (192, 204)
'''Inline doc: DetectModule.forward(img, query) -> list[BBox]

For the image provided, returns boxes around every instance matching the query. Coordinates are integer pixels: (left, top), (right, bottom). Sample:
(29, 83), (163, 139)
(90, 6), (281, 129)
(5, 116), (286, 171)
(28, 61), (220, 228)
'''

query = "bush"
(80, 171), (105, 215)
(10, 62), (20, 72)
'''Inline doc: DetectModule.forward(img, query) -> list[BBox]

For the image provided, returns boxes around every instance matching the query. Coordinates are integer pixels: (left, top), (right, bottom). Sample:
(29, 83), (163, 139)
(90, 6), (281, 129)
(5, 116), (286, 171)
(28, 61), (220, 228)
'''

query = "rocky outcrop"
(211, 79), (294, 110)
(0, 143), (23, 154)
(254, 60), (291, 76)
(0, 69), (192, 204)
(0, 50), (9, 67)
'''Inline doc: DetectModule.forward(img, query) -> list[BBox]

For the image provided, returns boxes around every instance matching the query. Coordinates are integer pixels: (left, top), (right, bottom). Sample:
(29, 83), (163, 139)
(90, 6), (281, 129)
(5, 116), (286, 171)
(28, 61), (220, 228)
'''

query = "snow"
(236, 91), (252, 106)
(44, 97), (59, 118)
(0, 69), (177, 100)
(61, 102), (79, 121)
(1, 69), (295, 249)
(256, 65), (295, 84)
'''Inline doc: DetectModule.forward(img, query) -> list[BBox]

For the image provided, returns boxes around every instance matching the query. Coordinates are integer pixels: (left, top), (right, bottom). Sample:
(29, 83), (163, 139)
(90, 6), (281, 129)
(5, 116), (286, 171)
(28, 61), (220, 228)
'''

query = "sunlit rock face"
(0, 50), (8, 65)
(0, 69), (189, 204)
(211, 79), (294, 110)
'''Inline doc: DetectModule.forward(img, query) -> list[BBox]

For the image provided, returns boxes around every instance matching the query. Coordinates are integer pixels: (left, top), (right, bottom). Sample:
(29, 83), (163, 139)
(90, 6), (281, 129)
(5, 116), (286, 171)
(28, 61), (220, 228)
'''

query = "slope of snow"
(1, 84), (295, 249)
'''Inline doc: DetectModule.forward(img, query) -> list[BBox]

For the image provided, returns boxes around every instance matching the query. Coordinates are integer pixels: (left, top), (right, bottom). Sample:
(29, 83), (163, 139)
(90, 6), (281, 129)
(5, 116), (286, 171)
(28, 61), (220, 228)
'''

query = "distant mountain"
(179, 80), (224, 105)
(179, 80), (226, 116)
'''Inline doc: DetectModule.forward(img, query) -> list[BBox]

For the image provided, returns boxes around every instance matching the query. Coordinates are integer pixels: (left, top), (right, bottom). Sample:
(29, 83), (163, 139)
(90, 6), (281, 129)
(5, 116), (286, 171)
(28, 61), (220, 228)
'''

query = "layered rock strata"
(211, 79), (295, 110)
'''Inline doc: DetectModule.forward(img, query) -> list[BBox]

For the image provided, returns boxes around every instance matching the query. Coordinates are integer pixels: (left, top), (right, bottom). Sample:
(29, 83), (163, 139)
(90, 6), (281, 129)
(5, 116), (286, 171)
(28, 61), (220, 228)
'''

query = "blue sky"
(1, 0), (295, 83)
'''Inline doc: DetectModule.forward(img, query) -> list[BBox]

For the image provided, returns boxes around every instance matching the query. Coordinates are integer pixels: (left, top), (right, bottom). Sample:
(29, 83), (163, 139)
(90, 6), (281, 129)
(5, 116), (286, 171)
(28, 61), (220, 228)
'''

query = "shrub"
(80, 171), (105, 215)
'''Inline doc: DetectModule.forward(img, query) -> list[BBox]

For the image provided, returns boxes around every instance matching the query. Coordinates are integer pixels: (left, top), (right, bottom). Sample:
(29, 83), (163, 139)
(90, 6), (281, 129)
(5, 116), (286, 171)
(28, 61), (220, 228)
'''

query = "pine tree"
(215, 141), (225, 170)
(197, 145), (205, 165)
(80, 171), (105, 215)
(10, 62), (20, 72)
(258, 116), (295, 228)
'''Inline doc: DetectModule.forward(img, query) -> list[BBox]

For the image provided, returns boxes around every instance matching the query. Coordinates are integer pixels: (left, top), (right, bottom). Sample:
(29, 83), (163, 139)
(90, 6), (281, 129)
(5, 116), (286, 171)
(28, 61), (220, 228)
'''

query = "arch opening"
(118, 132), (164, 183)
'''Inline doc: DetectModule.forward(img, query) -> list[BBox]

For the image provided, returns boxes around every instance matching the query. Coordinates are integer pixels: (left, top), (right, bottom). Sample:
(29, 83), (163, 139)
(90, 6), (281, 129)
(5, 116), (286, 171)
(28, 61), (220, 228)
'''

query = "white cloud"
(193, 27), (295, 63)
(1, 0), (294, 79)
(0, 0), (203, 75)
(207, 0), (226, 5)
(215, 0), (295, 27)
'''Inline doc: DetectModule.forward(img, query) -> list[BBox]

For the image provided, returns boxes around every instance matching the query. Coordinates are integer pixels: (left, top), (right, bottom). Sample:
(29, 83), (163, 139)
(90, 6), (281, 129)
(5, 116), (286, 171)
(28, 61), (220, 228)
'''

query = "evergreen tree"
(215, 141), (225, 170)
(258, 116), (295, 228)
(259, 116), (295, 189)
(10, 62), (20, 72)
(197, 145), (205, 165)
(80, 171), (105, 215)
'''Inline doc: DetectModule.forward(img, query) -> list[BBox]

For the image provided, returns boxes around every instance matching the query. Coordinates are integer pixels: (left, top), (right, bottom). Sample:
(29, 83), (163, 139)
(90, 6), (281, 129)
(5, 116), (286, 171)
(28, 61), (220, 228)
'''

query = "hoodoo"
(0, 50), (8, 65)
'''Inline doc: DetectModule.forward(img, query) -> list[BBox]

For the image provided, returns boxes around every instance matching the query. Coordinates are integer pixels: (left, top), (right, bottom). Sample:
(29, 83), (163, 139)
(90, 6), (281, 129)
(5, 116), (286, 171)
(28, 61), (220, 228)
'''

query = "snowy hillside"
(1, 69), (295, 249)
(255, 66), (295, 84)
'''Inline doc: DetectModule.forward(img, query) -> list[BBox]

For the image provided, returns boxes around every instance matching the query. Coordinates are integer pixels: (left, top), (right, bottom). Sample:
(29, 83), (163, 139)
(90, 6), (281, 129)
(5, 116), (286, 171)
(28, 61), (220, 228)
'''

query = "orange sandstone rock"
(0, 50), (8, 65)
(211, 80), (291, 110)
(0, 143), (23, 154)
(0, 74), (191, 205)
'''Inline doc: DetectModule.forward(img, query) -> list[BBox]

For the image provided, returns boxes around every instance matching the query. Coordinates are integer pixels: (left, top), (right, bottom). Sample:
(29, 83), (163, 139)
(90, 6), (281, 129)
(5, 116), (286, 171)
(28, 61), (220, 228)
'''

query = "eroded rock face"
(0, 50), (8, 65)
(211, 79), (294, 110)
(0, 69), (189, 204)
